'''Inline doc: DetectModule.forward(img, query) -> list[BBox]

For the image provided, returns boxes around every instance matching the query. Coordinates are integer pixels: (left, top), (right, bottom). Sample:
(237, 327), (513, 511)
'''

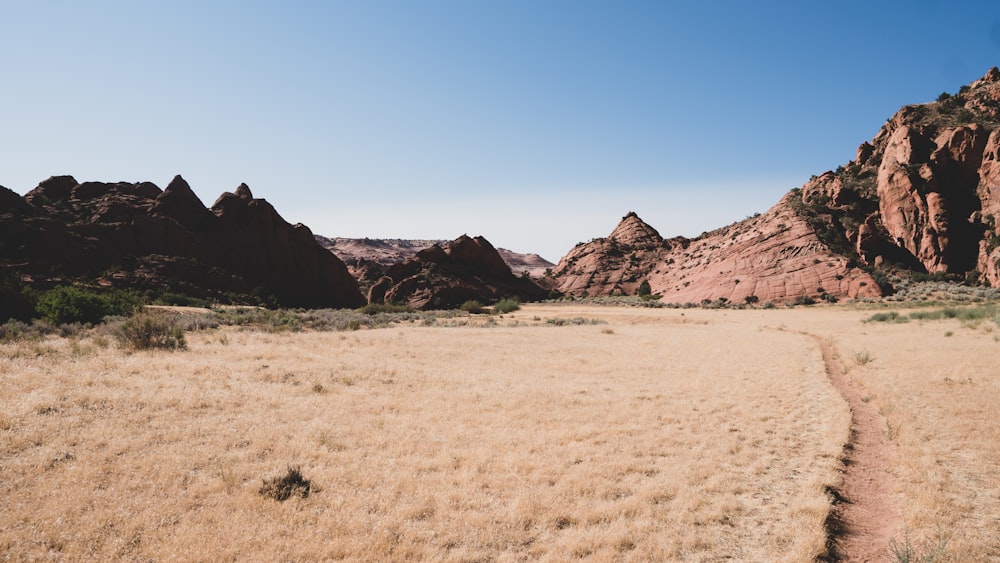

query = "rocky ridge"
(366, 235), (549, 310)
(0, 175), (364, 308)
(555, 67), (1000, 302)
(316, 236), (555, 290)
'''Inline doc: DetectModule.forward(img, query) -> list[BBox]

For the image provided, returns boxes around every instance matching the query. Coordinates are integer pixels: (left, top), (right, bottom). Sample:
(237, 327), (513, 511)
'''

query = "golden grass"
(0, 305), (850, 561)
(820, 308), (1000, 561)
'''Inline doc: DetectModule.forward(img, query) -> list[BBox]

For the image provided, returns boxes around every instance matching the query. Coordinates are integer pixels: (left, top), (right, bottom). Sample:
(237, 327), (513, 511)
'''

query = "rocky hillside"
(555, 67), (1000, 303)
(0, 176), (365, 308)
(316, 236), (555, 289)
(366, 235), (550, 310)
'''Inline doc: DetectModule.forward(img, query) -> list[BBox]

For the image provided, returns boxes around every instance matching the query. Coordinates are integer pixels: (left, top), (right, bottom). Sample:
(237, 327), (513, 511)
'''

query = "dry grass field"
(1, 303), (997, 561)
(809, 308), (1000, 561)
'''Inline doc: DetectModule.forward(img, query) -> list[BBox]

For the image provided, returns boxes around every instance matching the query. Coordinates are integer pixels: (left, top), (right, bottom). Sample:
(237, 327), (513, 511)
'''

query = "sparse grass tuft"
(866, 311), (909, 323)
(853, 350), (874, 366)
(545, 317), (607, 326)
(889, 529), (949, 563)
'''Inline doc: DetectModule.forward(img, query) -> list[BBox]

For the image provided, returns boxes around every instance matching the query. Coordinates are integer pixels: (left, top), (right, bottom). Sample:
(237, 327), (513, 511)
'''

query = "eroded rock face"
(554, 207), (880, 304)
(877, 124), (987, 273)
(555, 212), (671, 297)
(0, 175), (364, 308)
(554, 67), (1000, 299)
(372, 234), (549, 310)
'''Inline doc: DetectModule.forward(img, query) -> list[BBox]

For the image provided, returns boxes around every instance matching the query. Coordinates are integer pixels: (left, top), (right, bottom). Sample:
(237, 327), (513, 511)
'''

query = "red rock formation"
(555, 212), (671, 297)
(555, 208), (880, 304)
(0, 175), (364, 308)
(555, 67), (1000, 300)
(372, 234), (549, 310)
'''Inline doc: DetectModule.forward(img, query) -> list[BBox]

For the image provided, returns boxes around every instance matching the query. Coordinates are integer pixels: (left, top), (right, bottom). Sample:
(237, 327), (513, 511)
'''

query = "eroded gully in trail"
(809, 334), (902, 562)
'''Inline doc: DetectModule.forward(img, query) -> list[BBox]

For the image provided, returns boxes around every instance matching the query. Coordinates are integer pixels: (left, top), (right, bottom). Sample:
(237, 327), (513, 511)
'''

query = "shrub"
(154, 291), (210, 308)
(36, 286), (142, 324)
(116, 313), (187, 350)
(492, 297), (520, 314)
(792, 295), (817, 306)
(460, 300), (485, 314)
(637, 280), (652, 297)
(866, 311), (908, 323)
(259, 466), (311, 501)
(0, 320), (31, 342)
(359, 303), (414, 315)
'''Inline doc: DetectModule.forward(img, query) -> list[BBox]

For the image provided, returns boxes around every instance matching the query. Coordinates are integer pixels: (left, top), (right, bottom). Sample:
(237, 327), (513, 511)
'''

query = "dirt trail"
(811, 335), (902, 562)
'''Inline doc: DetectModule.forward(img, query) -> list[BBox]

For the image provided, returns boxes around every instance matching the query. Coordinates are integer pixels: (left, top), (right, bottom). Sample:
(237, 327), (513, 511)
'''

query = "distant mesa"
(0, 175), (364, 308)
(553, 67), (1000, 303)
(364, 234), (550, 310)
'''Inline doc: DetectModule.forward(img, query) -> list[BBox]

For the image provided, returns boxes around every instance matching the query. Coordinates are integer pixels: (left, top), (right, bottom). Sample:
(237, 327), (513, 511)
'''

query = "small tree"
(637, 280), (652, 297)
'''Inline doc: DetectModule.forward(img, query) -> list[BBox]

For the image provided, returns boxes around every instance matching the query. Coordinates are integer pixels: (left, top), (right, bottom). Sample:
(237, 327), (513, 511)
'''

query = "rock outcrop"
(555, 67), (1000, 301)
(315, 236), (555, 290)
(0, 175), (364, 308)
(555, 209), (881, 303)
(368, 234), (549, 310)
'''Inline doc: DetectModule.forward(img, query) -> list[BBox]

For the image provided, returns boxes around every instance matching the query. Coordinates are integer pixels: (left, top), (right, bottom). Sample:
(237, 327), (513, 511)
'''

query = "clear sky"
(2, 1), (999, 261)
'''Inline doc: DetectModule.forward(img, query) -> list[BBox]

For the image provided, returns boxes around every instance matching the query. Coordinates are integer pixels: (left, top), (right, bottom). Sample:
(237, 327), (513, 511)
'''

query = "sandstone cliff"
(367, 234), (550, 310)
(554, 209), (881, 303)
(0, 176), (365, 308)
(555, 67), (1000, 302)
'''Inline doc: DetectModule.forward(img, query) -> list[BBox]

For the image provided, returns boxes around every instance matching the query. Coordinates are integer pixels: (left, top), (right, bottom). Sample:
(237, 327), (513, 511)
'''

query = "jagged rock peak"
(235, 183), (253, 199)
(973, 66), (1000, 87)
(155, 174), (215, 230)
(609, 211), (662, 246)
(164, 174), (190, 192)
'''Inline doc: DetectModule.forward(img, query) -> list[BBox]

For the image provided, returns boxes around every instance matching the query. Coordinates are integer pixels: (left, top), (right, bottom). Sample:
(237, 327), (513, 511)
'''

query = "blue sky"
(2, 1), (999, 261)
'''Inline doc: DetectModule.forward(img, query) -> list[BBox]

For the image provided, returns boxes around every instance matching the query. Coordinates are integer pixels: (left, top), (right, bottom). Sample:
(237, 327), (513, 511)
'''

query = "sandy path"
(812, 335), (902, 562)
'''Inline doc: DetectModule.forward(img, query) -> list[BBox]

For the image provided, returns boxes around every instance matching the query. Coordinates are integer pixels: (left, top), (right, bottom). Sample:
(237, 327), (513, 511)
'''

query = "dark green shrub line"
(865, 304), (999, 325)
(35, 286), (142, 325)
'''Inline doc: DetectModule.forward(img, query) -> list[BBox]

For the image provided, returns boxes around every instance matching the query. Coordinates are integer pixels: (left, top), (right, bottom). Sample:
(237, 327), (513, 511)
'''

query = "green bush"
(116, 313), (186, 350)
(492, 297), (520, 314)
(460, 300), (485, 314)
(637, 280), (652, 297)
(36, 286), (142, 324)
